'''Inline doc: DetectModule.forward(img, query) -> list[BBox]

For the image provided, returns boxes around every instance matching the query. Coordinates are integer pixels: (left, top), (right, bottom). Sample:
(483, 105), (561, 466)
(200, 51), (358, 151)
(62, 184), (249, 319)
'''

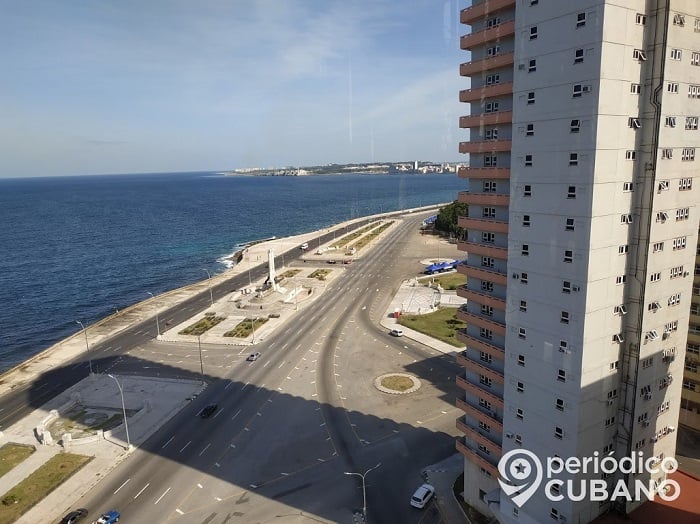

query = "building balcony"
(461, 20), (515, 50)
(460, 52), (514, 77)
(456, 352), (505, 384)
(456, 287), (506, 310)
(456, 374), (504, 410)
(456, 264), (508, 286)
(457, 217), (508, 234)
(456, 332), (505, 360)
(461, 0), (516, 25)
(456, 438), (500, 477)
(456, 309), (506, 336)
(456, 241), (508, 260)
(457, 166), (510, 180)
(456, 418), (503, 458)
(460, 82), (514, 104)
(459, 139), (512, 154)
(460, 110), (513, 129)
(458, 191), (509, 207)
(457, 398), (503, 431)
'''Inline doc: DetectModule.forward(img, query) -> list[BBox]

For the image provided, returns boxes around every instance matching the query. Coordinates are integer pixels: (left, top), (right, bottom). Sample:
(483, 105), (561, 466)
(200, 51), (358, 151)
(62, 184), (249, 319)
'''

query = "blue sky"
(0, 0), (465, 177)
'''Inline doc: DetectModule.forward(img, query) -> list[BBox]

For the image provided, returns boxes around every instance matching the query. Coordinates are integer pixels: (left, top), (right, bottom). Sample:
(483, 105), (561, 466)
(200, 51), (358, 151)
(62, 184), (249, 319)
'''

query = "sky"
(0, 0), (466, 177)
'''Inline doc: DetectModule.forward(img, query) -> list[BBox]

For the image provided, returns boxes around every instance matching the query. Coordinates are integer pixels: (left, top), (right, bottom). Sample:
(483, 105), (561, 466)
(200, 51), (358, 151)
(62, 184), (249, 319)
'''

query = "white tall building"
(456, 1), (700, 523)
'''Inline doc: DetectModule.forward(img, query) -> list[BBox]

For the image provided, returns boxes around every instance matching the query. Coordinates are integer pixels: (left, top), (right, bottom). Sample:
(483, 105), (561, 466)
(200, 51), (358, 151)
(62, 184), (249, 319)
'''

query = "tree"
(434, 200), (468, 237)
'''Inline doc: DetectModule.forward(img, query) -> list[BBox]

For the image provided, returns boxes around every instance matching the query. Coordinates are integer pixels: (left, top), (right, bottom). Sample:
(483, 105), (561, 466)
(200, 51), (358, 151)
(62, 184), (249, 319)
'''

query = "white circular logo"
(498, 449), (544, 507)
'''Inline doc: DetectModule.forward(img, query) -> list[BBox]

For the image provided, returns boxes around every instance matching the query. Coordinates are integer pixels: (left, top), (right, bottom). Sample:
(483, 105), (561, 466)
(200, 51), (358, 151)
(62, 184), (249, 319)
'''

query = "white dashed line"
(199, 443), (211, 456)
(134, 483), (150, 499)
(154, 487), (171, 504)
(180, 441), (191, 453)
(114, 478), (130, 494)
(161, 436), (174, 449)
(231, 409), (242, 420)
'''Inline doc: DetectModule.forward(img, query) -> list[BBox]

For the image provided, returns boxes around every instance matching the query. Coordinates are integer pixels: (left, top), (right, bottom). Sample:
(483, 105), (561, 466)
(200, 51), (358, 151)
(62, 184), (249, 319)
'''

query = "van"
(390, 328), (404, 337)
(300, 242), (309, 250)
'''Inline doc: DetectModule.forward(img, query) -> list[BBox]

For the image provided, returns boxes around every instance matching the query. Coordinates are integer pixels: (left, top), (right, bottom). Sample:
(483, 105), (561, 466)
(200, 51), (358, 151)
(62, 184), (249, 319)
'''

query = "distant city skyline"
(0, 1), (466, 178)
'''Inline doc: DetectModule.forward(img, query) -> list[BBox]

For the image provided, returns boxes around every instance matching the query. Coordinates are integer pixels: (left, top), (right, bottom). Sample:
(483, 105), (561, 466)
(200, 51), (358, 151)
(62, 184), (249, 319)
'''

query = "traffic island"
(374, 373), (421, 395)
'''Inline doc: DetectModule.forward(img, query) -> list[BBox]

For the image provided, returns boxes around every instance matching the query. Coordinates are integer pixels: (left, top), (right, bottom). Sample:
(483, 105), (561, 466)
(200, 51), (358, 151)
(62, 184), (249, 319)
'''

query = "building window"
(573, 84), (583, 97)
(636, 13), (646, 25)
(521, 273), (528, 284)
(480, 375), (493, 387)
(528, 59), (536, 72)
(524, 184), (532, 196)
(485, 74), (500, 85)
(682, 148), (696, 161)
(562, 281), (571, 294)
(605, 416), (616, 426)
(487, 45), (500, 57)
(565, 218), (575, 231)
(686, 116), (699, 130)
(609, 362), (619, 372)
(689, 85), (700, 98)
(485, 102), (500, 113)
(623, 182), (634, 192)
(670, 48), (682, 60)
(479, 351), (492, 364)
(483, 155), (497, 167)
(516, 408), (524, 420)
(526, 123), (534, 136)
(518, 354), (525, 365)
(485, 129), (498, 140)
(570, 119), (581, 133)
(561, 311), (570, 324)
(558, 369), (566, 382)
(523, 215), (531, 227)
(656, 211), (669, 222)
(486, 17), (501, 29)
(626, 150), (636, 160)
(670, 266), (684, 279)
(519, 300), (527, 312)
(631, 83), (641, 94)
(560, 340), (569, 352)
(482, 207), (496, 218)
(650, 272), (661, 282)
(666, 116), (676, 127)
(668, 293), (681, 306)
(621, 214), (633, 224)
(530, 26), (538, 40)
(479, 420), (491, 432)
(672, 237), (687, 250)
(692, 52), (700, 66)
(614, 305), (627, 316)
(556, 398), (564, 411)
(616, 275), (627, 285)
(564, 250), (573, 263)
(483, 181), (497, 192)
(516, 381), (524, 393)
(629, 117), (641, 129)
(619, 245), (629, 255)
(676, 207), (690, 221)
(662, 148), (673, 159)
(667, 82), (679, 94)
(575, 48), (584, 64)
(633, 49), (647, 61)
(679, 177), (693, 190)
(653, 241), (664, 252)
(555, 427), (564, 440)
(673, 14), (685, 26)
(569, 154), (578, 166)
(481, 304), (494, 317)
(527, 91), (535, 104)
(576, 12), (586, 28)
(521, 244), (529, 256)
(525, 154), (533, 166)
(481, 256), (495, 268)
(482, 232), (495, 243)
(567, 185), (576, 198)
(480, 328), (493, 340)
(481, 281), (494, 292)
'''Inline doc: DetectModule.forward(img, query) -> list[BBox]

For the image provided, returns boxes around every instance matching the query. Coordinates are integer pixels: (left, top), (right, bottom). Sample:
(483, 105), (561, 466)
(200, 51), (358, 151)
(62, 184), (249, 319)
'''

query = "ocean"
(0, 171), (465, 373)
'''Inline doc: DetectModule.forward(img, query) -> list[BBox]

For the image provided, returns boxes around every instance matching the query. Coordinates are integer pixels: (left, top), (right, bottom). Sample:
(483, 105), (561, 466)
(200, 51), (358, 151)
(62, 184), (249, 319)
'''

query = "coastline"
(0, 205), (445, 397)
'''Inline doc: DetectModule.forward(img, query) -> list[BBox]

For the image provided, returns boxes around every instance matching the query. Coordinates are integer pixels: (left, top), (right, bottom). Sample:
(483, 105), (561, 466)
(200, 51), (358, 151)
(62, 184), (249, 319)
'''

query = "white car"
(390, 328), (404, 337)
(410, 483), (435, 508)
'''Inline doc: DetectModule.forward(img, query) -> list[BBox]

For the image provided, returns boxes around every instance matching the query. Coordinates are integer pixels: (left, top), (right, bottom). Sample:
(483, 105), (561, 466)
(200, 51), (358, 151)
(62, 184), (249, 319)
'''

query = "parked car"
(94, 510), (120, 523)
(247, 352), (261, 361)
(410, 483), (435, 508)
(389, 328), (404, 337)
(300, 242), (309, 250)
(199, 404), (218, 418)
(59, 508), (88, 524)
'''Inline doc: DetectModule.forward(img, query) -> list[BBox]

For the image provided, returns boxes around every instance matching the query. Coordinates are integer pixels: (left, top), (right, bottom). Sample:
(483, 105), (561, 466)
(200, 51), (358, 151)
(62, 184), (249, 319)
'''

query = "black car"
(60, 508), (88, 524)
(199, 404), (218, 418)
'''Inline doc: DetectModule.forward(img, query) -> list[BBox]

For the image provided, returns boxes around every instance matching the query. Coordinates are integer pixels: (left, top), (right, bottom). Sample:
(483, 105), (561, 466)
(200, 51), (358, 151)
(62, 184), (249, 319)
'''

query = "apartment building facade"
(681, 231), (700, 431)
(457, 1), (700, 523)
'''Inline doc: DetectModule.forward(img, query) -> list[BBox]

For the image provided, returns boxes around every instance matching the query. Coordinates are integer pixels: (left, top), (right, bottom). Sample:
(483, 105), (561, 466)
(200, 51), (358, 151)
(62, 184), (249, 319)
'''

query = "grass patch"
(398, 307), (465, 347)
(179, 316), (225, 336)
(0, 444), (35, 479)
(279, 269), (301, 279)
(329, 223), (377, 248)
(223, 317), (269, 338)
(309, 269), (331, 281)
(380, 375), (415, 392)
(424, 272), (464, 290)
(452, 473), (495, 524)
(0, 453), (92, 524)
(350, 222), (393, 251)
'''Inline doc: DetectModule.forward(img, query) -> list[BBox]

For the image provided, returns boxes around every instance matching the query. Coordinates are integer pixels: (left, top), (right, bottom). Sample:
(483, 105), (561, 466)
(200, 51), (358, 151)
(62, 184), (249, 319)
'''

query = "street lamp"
(146, 292), (160, 338)
(107, 374), (132, 451)
(75, 320), (93, 374)
(203, 269), (214, 307)
(344, 462), (381, 523)
(197, 335), (205, 384)
(250, 317), (256, 344)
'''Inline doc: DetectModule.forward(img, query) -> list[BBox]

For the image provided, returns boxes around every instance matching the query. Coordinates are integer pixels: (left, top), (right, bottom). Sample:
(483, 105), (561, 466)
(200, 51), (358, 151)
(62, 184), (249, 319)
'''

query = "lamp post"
(107, 374), (131, 450)
(146, 292), (160, 338)
(203, 269), (214, 307)
(344, 462), (381, 523)
(250, 317), (256, 344)
(197, 335), (205, 384)
(75, 320), (93, 374)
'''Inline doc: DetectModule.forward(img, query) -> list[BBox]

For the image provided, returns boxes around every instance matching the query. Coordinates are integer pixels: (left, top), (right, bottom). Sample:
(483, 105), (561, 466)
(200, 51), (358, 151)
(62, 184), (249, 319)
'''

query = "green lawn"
(424, 272), (465, 290)
(0, 453), (92, 524)
(179, 315), (225, 336)
(223, 317), (269, 338)
(0, 443), (35, 479)
(398, 307), (465, 347)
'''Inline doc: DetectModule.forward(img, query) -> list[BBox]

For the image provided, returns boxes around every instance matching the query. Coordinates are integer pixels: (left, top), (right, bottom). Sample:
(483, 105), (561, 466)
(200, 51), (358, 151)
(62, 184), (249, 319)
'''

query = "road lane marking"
(134, 483), (150, 499)
(154, 487), (171, 504)
(197, 483), (203, 488)
(176, 509), (184, 515)
(263, 361), (270, 368)
(277, 361), (285, 369)
(199, 443), (211, 456)
(231, 409), (242, 420)
(180, 440), (191, 453)
(112, 345), (122, 352)
(224, 382), (233, 390)
(213, 408), (224, 418)
(242, 382), (249, 390)
(114, 478), (130, 494)
(161, 436), (175, 449)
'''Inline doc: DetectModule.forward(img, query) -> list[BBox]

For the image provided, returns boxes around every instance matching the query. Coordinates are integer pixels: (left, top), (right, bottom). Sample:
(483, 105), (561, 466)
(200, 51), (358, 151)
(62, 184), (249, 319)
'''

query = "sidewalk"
(424, 454), (471, 524)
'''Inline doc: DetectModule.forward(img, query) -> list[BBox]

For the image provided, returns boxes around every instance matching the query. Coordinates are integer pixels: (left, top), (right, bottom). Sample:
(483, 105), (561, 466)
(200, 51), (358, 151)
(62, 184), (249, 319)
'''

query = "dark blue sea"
(0, 171), (465, 372)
